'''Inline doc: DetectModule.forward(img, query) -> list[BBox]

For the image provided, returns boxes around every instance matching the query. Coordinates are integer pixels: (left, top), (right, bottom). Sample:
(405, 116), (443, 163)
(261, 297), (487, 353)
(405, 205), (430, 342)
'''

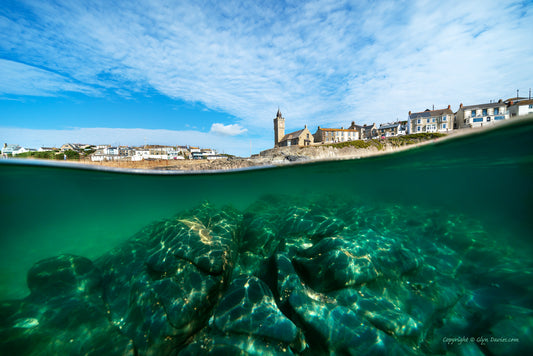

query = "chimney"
(447, 105), (450, 109)
(460, 103), (463, 109)
(351, 121), (355, 126)
(409, 111), (411, 116)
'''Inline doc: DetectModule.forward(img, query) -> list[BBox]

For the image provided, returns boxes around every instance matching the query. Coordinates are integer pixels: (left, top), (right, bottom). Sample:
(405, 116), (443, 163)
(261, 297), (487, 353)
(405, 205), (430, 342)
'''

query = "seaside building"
(273, 109), (314, 147)
(2, 144), (22, 156)
(503, 96), (529, 105)
(60, 143), (80, 152)
(408, 106), (454, 134)
(278, 126), (314, 147)
(131, 149), (150, 161)
(377, 121), (407, 137)
(273, 109), (285, 147)
(508, 99), (533, 118)
(455, 101), (508, 129)
(347, 122), (378, 140)
(314, 126), (360, 143)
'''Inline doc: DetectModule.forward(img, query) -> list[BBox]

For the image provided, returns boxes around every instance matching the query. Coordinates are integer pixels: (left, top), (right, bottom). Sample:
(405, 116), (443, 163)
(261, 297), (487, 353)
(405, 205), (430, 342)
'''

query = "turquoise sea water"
(1, 119), (532, 354)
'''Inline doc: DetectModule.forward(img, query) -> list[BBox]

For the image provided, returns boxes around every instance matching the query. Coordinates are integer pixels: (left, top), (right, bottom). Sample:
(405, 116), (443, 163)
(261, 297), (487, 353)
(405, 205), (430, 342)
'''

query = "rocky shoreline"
(67, 133), (449, 172)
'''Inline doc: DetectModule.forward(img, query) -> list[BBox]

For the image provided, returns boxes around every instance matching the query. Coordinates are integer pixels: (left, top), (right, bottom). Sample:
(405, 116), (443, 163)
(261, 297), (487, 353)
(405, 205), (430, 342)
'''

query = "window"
(417, 119), (421, 124)
(487, 117), (491, 122)
(482, 109), (488, 116)
(442, 116), (447, 121)
(473, 118), (483, 123)
(432, 118), (436, 123)
(494, 108), (499, 115)
(442, 123), (447, 129)
(529, 105), (533, 109)
(471, 110), (476, 117)
(417, 126), (421, 132)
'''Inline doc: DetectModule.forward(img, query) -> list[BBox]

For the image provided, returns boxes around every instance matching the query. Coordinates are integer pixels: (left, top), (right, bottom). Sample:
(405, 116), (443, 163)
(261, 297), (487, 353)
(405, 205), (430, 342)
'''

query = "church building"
(273, 109), (314, 147)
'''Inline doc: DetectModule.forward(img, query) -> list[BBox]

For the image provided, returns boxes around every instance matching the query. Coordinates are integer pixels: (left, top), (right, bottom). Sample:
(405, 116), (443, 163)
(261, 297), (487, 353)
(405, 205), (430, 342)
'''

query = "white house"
(2, 144), (21, 156)
(60, 143), (80, 152)
(103, 147), (119, 156)
(131, 149), (150, 161)
(508, 99), (533, 118)
(455, 100), (508, 129)
(378, 122), (407, 137)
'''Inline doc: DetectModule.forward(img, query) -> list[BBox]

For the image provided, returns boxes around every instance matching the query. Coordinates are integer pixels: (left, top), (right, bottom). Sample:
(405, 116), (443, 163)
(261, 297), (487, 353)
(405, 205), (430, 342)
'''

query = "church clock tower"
(273, 108), (285, 147)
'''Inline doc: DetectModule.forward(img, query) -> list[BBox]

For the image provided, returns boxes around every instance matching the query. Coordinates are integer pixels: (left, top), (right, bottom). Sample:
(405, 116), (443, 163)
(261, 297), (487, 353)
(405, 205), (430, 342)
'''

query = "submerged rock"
(213, 276), (299, 345)
(1, 199), (532, 355)
(0, 254), (133, 356)
(96, 204), (239, 354)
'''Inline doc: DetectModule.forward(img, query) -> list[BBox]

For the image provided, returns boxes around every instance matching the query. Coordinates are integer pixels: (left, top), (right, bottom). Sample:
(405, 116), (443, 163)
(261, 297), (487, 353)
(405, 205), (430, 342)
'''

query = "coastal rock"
(179, 334), (296, 355)
(0, 254), (133, 356)
(213, 276), (299, 345)
(292, 237), (379, 292)
(275, 253), (412, 355)
(2, 199), (532, 355)
(96, 204), (239, 354)
(26, 254), (102, 297)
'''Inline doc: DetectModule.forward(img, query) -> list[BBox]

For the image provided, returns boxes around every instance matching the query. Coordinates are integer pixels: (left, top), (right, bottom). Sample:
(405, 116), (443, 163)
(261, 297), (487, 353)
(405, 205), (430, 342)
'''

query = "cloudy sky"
(1, 0), (532, 156)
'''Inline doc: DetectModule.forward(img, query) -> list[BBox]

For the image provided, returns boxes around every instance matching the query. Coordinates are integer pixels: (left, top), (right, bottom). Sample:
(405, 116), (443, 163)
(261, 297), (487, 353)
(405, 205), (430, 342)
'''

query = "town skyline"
(1, 0), (533, 156)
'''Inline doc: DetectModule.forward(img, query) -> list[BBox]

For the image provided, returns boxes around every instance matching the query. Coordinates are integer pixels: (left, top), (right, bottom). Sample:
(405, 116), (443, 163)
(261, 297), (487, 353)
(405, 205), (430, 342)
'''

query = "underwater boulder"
(213, 276), (300, 346)
(179, 333), (296, 355)
(487, 309), (533, 355)
(0, 254), (134, 356)
(292, 237), (379, 292)
(239, 212), (279, 256)
(96, 205), (240, 354)
(275, 253), (413, 355)
(27, 254), (101, 298)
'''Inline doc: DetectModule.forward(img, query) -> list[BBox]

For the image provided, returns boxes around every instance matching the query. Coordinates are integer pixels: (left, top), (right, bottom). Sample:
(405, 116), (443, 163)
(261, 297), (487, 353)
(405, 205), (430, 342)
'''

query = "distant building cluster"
(90, 145), (223, 162)
(274, 95), (533, 147)
(1, 142), (225, 161)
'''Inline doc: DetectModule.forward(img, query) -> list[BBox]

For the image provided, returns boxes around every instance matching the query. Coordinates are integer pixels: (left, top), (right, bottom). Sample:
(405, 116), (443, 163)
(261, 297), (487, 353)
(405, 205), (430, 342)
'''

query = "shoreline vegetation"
(3, 116), (532, 172)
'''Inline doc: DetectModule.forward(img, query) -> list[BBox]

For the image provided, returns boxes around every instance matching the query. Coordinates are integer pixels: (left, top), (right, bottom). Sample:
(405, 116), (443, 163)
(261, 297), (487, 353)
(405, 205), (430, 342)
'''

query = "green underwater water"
(0, 119), (532, 355)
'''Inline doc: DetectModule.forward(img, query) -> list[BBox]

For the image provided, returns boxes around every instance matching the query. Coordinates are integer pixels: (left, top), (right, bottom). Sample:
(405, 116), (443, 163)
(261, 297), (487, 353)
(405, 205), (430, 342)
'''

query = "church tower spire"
(274, 108), (285, 147)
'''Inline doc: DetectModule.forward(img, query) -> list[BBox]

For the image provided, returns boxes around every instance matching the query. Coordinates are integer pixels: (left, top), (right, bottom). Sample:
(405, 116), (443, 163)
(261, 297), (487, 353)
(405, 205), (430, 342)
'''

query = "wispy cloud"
(210, 123), (247, 136)
(0, 59), (99, 97)
(1, 0), (532, 131)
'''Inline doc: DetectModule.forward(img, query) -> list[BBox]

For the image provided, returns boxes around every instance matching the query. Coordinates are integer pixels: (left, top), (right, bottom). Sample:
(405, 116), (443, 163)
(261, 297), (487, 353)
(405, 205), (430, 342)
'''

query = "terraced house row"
(274, 95), (533, 147)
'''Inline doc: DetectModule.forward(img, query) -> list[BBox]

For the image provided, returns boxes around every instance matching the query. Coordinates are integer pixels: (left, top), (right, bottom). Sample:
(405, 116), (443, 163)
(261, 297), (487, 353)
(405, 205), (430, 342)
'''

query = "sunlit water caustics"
(1, 119), (532, 355)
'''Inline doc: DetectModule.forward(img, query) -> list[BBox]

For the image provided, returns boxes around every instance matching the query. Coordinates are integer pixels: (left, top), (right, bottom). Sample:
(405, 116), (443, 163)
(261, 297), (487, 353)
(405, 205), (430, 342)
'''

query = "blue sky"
(1, 0), (532, 156)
